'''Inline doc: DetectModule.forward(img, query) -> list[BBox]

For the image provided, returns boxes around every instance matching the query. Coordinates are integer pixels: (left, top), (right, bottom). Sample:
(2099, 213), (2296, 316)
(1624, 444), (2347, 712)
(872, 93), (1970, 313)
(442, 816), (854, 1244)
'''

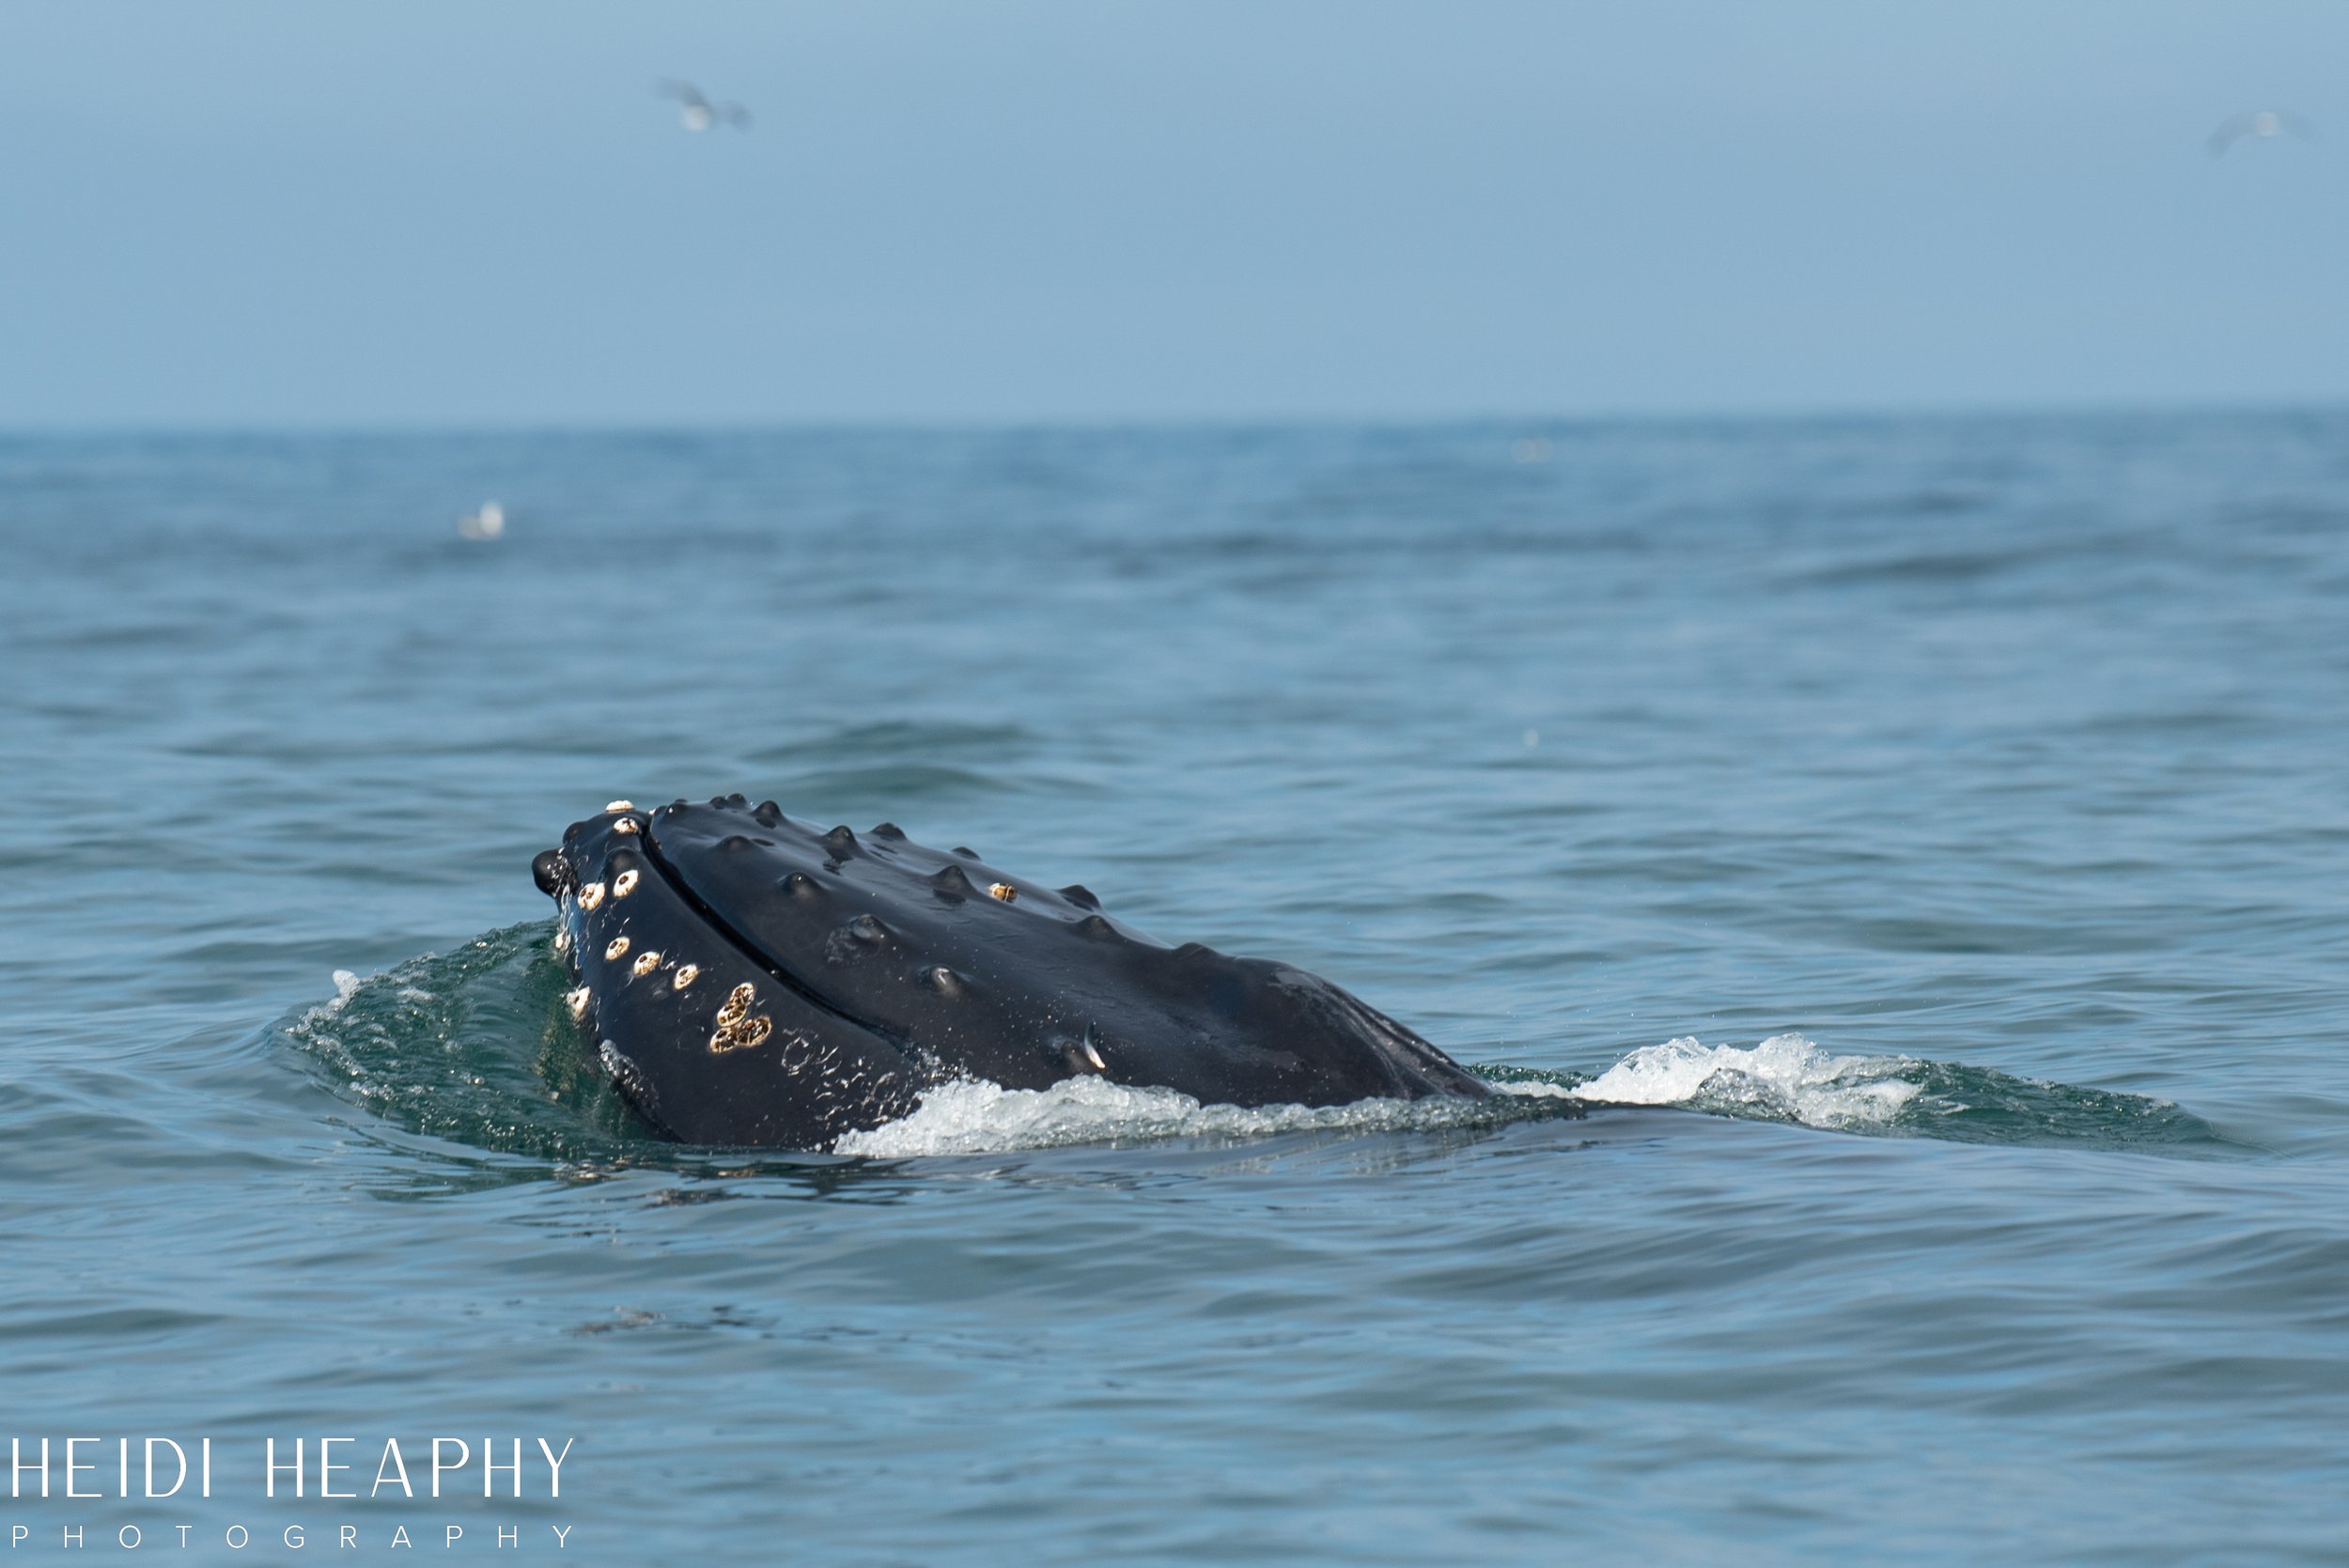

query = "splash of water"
(1565, 1032), (1921, 1128)
(829, 1034), (1911, 1157)
(832, 1032), (2217, 1157)
(832, 1074), (1538, 1157)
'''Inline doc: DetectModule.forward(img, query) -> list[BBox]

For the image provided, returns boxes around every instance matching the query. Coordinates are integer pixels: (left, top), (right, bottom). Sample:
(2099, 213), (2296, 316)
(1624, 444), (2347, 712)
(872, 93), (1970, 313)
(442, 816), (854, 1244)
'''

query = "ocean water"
(3, 417), (2344, 1563)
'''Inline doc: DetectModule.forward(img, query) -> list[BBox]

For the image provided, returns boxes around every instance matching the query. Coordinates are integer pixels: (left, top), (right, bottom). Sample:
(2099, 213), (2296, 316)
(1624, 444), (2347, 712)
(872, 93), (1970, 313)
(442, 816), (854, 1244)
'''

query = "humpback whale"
(531, 797), (1490, 1149)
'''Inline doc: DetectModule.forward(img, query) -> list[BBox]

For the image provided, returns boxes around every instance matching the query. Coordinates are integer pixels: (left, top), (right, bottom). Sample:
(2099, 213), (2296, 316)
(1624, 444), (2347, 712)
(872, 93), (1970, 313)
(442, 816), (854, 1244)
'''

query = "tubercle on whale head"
(531, 848), (573, 899)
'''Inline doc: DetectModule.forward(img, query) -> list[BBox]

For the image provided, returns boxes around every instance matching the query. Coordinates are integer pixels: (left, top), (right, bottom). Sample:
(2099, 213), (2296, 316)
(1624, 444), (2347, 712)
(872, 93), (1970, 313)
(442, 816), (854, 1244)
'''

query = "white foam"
(1561, 1032), (1918, 1128)
(832, 1074), (1505, 1157)
(833, 1032), (1917, 1156)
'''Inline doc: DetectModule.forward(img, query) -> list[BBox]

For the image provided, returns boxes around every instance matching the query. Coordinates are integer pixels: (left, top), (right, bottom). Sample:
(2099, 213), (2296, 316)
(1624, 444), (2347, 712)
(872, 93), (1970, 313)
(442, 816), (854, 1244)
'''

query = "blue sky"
(3, 1), (2343, 425)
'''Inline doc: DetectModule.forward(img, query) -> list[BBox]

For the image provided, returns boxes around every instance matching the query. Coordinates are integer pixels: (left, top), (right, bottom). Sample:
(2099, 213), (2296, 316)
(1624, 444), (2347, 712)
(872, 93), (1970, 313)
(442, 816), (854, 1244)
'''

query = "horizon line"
(5, 394), (2348, 440)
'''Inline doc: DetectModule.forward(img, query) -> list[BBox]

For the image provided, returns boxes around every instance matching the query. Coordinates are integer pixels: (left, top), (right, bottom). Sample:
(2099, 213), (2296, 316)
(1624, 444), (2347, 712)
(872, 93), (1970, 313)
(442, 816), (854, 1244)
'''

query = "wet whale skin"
(533, 797), (1490, 1149)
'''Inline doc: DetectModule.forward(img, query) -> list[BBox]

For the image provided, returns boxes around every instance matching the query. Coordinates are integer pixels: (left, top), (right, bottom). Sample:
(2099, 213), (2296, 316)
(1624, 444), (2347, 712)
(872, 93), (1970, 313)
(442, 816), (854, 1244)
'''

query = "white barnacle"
(579, 881), (606, 910)
(613, 818), (641, 835)
(553, 926), (571, 954)
(631, 950), (661, 977)
(605, 800), (635, 813)
(988, 881), (1018, 903)
(717, 982), (754, 1028)
(673, 963), (699, 990)
(605, 936), (630, 962)
(566, 986), (591, 1018)
(613, 869), (640, 899)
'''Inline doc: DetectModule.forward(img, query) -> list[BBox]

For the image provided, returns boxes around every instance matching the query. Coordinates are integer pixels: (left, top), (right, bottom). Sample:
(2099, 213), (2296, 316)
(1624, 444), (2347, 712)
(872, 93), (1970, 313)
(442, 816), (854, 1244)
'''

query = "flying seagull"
(659, 80), (752, 133)
(2208, 109), (2315, 157)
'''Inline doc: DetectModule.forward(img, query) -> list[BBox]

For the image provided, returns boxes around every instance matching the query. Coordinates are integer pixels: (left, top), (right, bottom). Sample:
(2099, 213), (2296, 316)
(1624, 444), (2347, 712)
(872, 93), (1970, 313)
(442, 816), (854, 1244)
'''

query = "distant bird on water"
(459, 501), (506, 542)
(659, 80), (752, 133)
(2208, 109), (2315, 156)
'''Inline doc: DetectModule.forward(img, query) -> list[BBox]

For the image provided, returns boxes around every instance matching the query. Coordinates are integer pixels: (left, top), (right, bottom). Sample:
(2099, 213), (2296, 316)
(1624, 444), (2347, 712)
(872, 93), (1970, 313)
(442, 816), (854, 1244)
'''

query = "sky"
(2, 1), (2344, 426)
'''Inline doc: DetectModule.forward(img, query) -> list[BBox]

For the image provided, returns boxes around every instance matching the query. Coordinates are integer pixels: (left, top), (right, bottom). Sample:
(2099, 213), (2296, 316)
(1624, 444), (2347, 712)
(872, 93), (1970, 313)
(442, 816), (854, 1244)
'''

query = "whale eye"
(673, 964), (699, 990)
(578, 882), (606, 911)
(988, 882), (1018, 903)
(1047, 1034), (1109, 1074)
(612, 869), (640, 899)
(605, 936), (630, 962)
(566, 986), (590, 1018)
(631, 950), (661, 977)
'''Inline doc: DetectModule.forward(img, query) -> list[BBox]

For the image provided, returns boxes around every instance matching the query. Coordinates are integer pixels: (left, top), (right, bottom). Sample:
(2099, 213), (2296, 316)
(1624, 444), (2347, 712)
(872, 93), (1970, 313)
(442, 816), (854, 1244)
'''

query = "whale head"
(534, 796), (1488, 1149)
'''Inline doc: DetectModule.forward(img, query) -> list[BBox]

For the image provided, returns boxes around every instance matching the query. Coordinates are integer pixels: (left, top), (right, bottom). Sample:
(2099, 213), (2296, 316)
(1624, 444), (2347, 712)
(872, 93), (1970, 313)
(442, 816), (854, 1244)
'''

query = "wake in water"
(278, 924), (2223, 1162)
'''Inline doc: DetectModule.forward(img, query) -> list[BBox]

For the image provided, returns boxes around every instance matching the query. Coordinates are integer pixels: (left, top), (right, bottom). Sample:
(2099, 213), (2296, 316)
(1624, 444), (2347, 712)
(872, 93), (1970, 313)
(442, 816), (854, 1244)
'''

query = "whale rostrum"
(533, 797), (1489, 1149)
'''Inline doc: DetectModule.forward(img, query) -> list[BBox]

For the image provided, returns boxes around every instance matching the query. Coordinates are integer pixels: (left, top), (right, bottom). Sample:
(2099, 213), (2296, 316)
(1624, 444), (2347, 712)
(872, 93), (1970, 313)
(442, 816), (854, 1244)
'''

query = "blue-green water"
(3, 418), (2344, 1562)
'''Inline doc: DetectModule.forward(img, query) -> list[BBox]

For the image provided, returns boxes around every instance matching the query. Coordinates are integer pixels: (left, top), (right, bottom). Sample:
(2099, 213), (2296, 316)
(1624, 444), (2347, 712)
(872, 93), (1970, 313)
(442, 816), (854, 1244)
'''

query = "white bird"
(2208, 109), (2315, 157)
(659, 80), (752, 133)
(459, 501), (505, 541)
